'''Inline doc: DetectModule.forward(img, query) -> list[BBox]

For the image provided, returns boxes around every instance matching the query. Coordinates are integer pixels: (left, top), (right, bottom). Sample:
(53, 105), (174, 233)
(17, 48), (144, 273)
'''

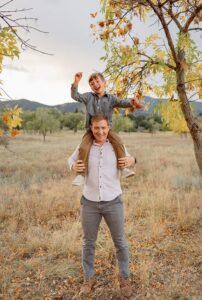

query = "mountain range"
(0, 97), (202, 115)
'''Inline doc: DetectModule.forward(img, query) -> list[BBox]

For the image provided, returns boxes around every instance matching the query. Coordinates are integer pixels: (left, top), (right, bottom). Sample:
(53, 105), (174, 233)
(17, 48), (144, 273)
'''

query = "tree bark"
(176, 50), (202, 176)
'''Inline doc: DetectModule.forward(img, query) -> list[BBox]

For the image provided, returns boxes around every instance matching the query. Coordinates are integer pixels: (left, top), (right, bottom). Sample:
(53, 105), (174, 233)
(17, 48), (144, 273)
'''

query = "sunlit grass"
(0, 131), (201, 299)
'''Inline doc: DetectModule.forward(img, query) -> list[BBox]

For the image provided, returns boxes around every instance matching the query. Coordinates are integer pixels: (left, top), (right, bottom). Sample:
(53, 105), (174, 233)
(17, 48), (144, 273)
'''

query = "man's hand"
(118, 156), (135, 169)
(73, 72), (83, 87)
(72, 160), (85, 173)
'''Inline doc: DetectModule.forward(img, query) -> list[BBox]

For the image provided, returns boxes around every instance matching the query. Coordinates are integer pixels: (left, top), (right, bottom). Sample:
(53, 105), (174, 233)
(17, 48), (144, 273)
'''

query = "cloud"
(4, 64), (29, 72)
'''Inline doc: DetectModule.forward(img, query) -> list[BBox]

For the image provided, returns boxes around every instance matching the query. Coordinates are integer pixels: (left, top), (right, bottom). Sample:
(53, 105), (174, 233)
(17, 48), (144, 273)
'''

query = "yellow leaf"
(90, 12), (97, 18)
(156, 50), (166, 60)
(11, 129), (19, 137)
(113, 107), (119, 114)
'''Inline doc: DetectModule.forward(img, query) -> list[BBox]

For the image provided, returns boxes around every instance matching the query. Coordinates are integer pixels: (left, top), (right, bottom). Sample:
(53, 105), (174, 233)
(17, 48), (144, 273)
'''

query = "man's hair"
(88, 72), (105, 83)
(91, 113), (109, 125)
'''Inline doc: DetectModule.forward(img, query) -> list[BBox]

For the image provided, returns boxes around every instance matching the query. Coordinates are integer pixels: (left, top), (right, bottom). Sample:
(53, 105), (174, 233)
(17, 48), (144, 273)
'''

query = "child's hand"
(74, 72), (83, 85)
(130, 97), (143, 109)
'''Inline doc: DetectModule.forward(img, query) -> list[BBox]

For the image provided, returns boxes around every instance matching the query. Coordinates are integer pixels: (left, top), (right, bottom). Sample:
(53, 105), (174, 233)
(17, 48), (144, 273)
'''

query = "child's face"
(89, 76), (106, 96)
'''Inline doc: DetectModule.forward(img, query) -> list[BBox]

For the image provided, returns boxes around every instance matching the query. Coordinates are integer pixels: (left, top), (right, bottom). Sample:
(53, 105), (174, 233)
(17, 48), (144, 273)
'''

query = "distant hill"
(0, 97), (202, 115)
(0, 99), (84, 113)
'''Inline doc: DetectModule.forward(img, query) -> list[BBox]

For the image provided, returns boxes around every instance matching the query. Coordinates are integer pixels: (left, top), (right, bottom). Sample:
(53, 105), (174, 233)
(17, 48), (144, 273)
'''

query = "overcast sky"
(1, 0), (105, 105)
(1, 0), (201, 105)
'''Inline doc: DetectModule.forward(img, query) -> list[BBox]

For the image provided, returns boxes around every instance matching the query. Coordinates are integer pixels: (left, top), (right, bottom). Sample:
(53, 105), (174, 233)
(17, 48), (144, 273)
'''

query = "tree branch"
(146, 0), (178, 64)
(0, 4), (53, 55)
(187, 27), (202, 31)
(183, 3), (202, 32)
(0, 0), (14, 9)
(161, 4), (182, 31)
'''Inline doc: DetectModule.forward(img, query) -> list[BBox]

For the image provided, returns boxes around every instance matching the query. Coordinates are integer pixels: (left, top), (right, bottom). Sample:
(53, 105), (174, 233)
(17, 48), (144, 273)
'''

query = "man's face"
(91, 119), (110, 144)
(89, 76), (106, 97)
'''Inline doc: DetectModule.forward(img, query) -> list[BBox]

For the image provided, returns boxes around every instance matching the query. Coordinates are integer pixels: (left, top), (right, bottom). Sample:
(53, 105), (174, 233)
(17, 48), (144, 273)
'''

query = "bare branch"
(188, 91), (199, 101)
(0, 0), (14, 9)
(187, 27), (202, 31)
(161, 0), (180, 7)
(161, 4), (182, 30)
(0, 3), (53, 56)
(12, 25), (49, 34)
(183, 3), (202, 32)
(146, 0), (178, 64)
(0, 86), (12, 99)
(137, 51), (176, 70)
(184, 77), (202, 84)
(0, 8), (33, 13)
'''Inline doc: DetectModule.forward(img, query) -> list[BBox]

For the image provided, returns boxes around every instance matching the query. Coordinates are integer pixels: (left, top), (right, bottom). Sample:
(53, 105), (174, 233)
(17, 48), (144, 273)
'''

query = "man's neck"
(94, 139), (108, 145)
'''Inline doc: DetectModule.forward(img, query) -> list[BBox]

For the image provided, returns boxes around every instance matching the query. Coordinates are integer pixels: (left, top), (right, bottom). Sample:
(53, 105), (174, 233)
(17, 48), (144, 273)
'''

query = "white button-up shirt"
(68, 140), (130, 202)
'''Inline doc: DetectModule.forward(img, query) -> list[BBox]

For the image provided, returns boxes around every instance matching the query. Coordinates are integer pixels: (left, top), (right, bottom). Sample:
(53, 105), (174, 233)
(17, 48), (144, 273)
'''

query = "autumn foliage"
(91, 0), (202, 175)
(0, 106), (22, 138)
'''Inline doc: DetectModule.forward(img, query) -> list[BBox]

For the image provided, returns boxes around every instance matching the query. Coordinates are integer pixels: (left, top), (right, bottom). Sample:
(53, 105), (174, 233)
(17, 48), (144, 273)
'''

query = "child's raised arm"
(73, 72), (83, 88)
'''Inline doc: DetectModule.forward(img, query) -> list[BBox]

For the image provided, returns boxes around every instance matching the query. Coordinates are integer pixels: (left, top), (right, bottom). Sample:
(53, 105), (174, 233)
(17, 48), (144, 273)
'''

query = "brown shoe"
(119, 276), (132, 298)
(79, 277), (95, 296)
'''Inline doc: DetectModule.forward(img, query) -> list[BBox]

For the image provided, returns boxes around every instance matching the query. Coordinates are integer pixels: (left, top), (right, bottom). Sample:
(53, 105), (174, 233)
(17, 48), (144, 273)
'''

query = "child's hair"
(88, 72), (105, 83)
(91, 113), (109, 125)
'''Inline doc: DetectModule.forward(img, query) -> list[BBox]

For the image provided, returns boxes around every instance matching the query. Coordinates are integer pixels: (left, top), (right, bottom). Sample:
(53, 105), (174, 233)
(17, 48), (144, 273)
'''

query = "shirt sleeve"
(71, 84), (90, 105)
(123, 144), (131, 157)
(67, 144), (80, 171)
(111, 95), (132, 108)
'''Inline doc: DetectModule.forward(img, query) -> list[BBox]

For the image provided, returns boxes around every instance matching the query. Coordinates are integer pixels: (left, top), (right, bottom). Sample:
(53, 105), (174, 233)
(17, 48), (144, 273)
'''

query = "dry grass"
(0, 131), (201, 300)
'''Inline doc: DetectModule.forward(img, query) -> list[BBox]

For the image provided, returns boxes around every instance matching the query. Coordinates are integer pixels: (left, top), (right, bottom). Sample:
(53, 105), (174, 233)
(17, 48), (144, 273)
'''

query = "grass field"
(0, 131), (201, 300)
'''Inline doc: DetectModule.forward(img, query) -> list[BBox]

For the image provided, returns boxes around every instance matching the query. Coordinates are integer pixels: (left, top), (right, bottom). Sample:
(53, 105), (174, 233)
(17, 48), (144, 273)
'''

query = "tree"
(112, 114), (134, 132)
(93, 0), (202, 175)
(0, 106), (22, 147)
(26, 109), (60, 141)
(0, 0), (49, 139)
(62, 112), (84, 132)
(0, 1), (21, 139)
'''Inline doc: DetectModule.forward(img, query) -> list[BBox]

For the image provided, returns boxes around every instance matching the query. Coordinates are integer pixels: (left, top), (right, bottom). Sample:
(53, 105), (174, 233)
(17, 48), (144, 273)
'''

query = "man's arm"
(71, 72), (90, 105)
(118, 145), (135, 169)
(67, 144), (85, 173)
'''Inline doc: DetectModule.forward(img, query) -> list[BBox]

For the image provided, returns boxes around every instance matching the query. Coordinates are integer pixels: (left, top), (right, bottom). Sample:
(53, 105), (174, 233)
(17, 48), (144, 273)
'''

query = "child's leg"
(108, 130), (125, 169)
(108, 130), (135, 178)
(78, 131), (94, 176)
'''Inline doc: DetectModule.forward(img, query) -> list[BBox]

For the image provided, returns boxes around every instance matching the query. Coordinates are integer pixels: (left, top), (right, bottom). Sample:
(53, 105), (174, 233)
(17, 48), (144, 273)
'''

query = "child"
(70, 72), (143, 186)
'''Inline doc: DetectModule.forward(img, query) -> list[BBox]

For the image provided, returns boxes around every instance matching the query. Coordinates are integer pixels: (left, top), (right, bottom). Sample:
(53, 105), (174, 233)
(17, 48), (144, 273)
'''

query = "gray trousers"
(80, 195), (129, 280)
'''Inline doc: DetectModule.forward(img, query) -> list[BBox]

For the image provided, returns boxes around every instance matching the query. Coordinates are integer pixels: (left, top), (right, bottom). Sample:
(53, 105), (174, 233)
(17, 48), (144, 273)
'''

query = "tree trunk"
(176, 50), (202, 176)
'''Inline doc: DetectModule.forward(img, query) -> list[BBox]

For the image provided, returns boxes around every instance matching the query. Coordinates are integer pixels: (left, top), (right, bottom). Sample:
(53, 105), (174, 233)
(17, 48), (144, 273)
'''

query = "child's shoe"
(72, 174), (85, 186)
(121, 168), (135, 178)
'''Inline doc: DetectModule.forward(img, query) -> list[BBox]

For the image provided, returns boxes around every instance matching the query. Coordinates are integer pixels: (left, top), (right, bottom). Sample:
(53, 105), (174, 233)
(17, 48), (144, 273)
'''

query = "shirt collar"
(93, 139), (109, 146)
(91, 91), (108, 97)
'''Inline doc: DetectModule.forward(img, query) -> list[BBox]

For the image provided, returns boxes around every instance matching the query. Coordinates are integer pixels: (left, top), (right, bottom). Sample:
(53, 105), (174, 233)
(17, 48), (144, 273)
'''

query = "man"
(70, 71), (143, 186)
(68, 113), (135, 298)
